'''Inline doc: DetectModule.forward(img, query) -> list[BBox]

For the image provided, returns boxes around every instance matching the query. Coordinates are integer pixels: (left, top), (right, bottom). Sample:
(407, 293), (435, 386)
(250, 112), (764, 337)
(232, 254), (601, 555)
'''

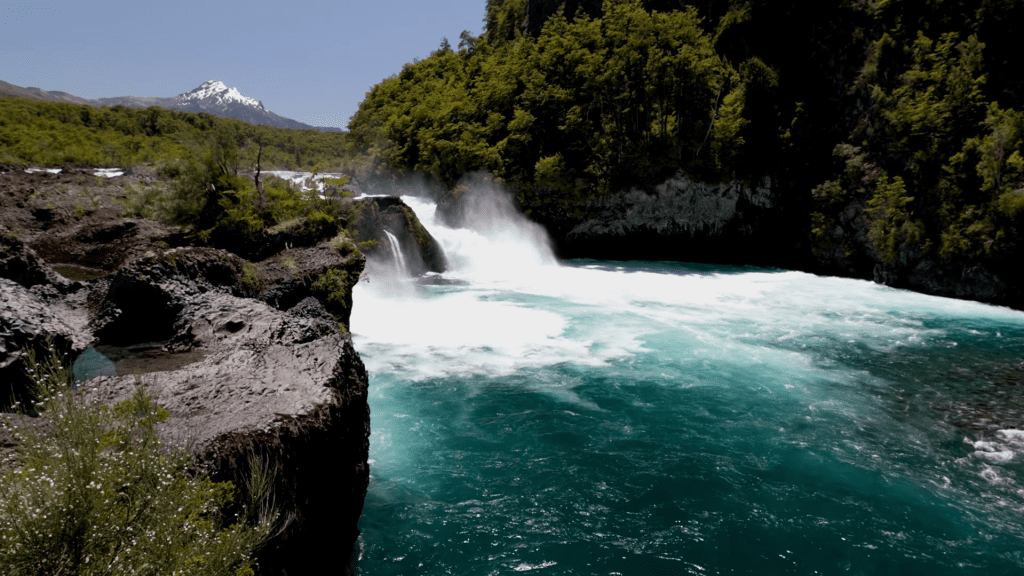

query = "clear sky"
(0, 0), (487, 128)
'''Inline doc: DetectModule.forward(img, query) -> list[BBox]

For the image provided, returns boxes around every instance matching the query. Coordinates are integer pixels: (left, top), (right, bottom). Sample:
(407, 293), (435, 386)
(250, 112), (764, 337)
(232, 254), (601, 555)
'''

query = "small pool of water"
(72, 343), (206, 382)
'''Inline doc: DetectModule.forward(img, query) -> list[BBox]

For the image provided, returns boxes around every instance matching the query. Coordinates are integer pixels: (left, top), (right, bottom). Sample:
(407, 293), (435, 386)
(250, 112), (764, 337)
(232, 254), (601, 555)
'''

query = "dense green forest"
(0, 97), (360, 172)
(349, 0), (1024, 278)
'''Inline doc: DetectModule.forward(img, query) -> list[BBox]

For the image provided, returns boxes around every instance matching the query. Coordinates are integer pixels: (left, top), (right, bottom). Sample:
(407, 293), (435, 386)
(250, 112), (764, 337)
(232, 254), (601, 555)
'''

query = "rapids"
(350, 192), (1024, 575)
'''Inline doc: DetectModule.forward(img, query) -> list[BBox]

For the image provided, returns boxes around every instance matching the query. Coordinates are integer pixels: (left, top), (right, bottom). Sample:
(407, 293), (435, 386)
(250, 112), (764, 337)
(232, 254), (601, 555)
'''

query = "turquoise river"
(349, 194), (1024, 575)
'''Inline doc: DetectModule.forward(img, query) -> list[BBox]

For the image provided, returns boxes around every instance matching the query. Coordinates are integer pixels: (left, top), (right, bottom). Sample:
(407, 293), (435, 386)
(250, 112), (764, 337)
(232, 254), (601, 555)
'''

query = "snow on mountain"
(1, 79), (337, 131)
(176, 80), (265, 110)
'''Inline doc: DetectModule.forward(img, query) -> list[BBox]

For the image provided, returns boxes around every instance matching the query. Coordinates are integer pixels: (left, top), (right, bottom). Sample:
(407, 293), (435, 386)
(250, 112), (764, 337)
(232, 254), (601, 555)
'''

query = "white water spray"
(382, 230), (409, 276)
(400, 191), (557, 285)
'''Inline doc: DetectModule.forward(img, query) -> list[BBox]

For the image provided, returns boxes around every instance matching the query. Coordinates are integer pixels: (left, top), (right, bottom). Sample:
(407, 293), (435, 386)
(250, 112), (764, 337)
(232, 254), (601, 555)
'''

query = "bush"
(310, 268), (351, 308)
(0, 346), (274, 576)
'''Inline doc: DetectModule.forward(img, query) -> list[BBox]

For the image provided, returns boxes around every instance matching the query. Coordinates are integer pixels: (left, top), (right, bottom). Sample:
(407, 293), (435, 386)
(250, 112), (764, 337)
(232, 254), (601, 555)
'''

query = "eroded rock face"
(93, 247), (246, 344)
(0, 278), (90, 405)
(85, 291), (369, 576)
(543, 172), (779, 263)
(255, 240), (364, 327)
(814, 197), (1023, 307)
(2, 235), (371, 575)
(1, 233), (78, 290)
(0, 236), (90, 405)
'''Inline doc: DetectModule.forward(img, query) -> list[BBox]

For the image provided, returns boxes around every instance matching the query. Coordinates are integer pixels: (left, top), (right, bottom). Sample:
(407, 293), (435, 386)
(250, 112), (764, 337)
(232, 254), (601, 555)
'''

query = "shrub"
(310, 268), (351, 308)
(240, 260), (263, 293)
(0, 346), (274, 576)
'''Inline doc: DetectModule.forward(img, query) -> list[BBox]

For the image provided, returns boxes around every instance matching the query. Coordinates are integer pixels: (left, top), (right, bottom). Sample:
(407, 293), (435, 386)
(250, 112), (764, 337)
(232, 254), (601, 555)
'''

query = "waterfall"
(383, 230), (408, 276)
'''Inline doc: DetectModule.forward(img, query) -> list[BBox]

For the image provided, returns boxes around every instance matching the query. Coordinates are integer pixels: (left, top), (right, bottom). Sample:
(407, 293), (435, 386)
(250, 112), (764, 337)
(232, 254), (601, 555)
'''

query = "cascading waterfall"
(350, 191), (1024, 576)
(382, 229), (409, 276)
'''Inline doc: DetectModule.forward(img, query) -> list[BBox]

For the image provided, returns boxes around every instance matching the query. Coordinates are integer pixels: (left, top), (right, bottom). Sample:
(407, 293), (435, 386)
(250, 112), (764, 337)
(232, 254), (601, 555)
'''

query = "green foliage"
(240, 260), (262, 293)
(865, 175), (923, 262)
(349, 0), (736, 199)
(0, 346), (273, 576)
(117, 183), (167, 220)
(812, 14), (1024, 267)
(330, 233), (362, 258)
(0, 97), (359, 173)
(310, 268), (351, 308)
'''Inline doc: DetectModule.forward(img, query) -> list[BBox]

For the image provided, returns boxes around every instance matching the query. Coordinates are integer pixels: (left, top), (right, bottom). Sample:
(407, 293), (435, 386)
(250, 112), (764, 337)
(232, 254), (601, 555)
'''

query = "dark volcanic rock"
(538, 172), (780, 264)
(815, 195), (1023, 307)
(0, 278), (89, 406)
(2, 163), (370, 575)
(94, 247), (246, 344)
(345, 196), (447, 275)
(255, 240), (365, 328)
(30, 218), (182, 276)
(1, 233), (78, 290)
(84, 290), (369, 576)
(0, 236), (88, 405)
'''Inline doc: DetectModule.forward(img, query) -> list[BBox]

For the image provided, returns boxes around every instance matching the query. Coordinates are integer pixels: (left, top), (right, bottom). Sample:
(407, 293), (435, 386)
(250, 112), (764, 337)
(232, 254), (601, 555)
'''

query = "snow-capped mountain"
(1, 79), (337, 131)
(175, 80), (265, 111)
(166, 80), (316, 130)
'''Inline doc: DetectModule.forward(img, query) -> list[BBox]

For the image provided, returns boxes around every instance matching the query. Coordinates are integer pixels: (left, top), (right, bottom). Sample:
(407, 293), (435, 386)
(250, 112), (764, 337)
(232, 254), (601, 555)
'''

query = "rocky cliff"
(525, 171), (784, 265)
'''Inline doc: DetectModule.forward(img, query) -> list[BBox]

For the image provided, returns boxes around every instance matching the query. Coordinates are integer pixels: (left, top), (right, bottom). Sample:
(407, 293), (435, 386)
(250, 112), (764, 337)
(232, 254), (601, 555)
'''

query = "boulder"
(93, 247), (247, 344)
(83, 290), (369, 576)
(83, 247), (370, 575)
(0, 236), (89, 406)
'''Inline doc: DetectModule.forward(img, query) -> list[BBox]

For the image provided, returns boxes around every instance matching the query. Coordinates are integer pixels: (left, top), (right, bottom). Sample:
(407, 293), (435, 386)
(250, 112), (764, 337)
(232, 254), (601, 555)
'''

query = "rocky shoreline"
(0, 163), (457, 574)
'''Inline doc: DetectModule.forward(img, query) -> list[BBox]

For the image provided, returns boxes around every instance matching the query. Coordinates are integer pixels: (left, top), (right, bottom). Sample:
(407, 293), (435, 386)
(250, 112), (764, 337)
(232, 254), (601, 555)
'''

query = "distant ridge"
(0, 79), (340, 132)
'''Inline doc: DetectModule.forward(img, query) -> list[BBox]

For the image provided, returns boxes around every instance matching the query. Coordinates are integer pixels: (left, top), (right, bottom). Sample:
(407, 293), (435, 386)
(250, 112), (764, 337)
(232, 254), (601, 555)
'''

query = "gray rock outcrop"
(545, 172), (779, 262)
(86, 287), (369, 576)
(1, 235), (89, 404)
(2, 239), (371, 575)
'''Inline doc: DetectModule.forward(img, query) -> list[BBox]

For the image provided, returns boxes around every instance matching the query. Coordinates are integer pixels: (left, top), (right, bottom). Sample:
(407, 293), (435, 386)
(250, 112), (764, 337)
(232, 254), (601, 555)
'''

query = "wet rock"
(345, 196), (447, 275)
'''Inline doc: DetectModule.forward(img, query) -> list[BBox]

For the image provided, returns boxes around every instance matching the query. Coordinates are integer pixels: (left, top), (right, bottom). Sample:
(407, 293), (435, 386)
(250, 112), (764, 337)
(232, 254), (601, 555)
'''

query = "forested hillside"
(349, 0), (1024, 302)
(0, 98), (358, 172)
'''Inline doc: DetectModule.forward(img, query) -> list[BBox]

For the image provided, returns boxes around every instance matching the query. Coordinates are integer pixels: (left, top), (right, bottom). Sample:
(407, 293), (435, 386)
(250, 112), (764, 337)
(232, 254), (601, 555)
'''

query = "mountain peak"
(177, 80), (264, 110)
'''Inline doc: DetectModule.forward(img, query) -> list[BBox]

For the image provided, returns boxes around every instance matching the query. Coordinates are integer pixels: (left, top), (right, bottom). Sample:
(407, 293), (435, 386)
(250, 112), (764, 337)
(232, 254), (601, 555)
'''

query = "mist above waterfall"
(409, 174), (556, 283)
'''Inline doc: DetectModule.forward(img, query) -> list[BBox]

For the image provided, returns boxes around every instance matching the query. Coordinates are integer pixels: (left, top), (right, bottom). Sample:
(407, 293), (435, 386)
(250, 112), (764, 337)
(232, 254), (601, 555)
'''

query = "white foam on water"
(354, 192), (1024, 392)
(25, 168), (62, 174)
(401, 193), (557, 285)
(93, 168), (124, 178)
(351, 286), (638, 381)
(263, 170), (346, 193)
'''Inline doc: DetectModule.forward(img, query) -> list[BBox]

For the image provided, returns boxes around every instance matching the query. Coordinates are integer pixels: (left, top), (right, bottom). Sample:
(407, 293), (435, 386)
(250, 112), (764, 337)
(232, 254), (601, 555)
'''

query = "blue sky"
(0, 0), (486, 128)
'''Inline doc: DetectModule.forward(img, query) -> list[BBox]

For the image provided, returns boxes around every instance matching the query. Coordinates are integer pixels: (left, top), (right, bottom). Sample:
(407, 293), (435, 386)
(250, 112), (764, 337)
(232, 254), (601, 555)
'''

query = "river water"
(350, 194), (1024, 575)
